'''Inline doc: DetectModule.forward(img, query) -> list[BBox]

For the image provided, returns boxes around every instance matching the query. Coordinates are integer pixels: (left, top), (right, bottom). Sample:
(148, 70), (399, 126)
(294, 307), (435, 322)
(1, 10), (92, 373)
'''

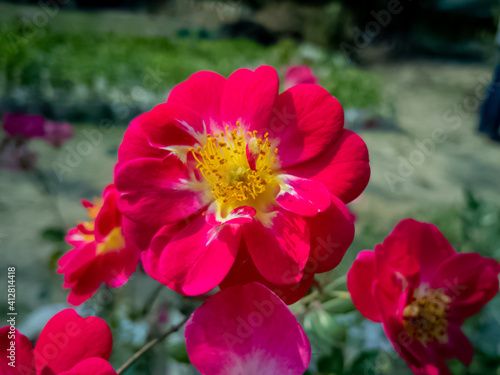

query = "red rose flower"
(348, 219), (500, 375)
(115, 65), (370, 302)
(0, 309), (116, 374)
(58, 184), (140, 305)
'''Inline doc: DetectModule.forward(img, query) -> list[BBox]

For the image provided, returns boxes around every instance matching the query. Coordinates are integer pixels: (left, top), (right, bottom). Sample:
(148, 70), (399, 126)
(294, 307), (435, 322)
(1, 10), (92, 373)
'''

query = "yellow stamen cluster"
(96, 227), (126, 255)
(190, 122), (278, 206)
(403, 285), (451, 346)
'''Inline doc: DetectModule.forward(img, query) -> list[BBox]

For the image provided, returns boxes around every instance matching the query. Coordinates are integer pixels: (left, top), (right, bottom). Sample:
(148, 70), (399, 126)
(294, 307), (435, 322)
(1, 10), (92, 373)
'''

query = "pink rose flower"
(43, 121), (74, 148)
(58, 184), (140, 305)
(0, 309), (116, 374)
(2, 112), (45, 139)
(284, 65), (319, 89)
(185, 282), (311, 375)
(115, 65), (370, 301)
(347, 219), (500, 375)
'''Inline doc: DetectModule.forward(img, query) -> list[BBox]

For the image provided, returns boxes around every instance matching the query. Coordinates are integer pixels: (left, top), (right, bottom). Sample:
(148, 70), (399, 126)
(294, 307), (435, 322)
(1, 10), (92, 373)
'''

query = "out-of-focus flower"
(0, 309), (116, 374)
(284, 65), (319, 89)
(0, 138), (37, 171)
(2, 112), (45, 138)
(115, 65), (370, 303)
(347, 219), (500, 375)
(185, 282), (311, 375)
(43, 121), (74, 148)
(58, 184), (140, 305)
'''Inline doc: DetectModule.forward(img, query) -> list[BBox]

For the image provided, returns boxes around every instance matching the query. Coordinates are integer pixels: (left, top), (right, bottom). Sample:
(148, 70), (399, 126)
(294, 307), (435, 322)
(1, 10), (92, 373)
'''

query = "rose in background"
(58, 184), (140, 305)
(114, 65), (369, 304)
(0, 112), (73, 171)
(284, 65), (319, 90)
(0, 309), (115, 375)
(348, 219), (500, 375)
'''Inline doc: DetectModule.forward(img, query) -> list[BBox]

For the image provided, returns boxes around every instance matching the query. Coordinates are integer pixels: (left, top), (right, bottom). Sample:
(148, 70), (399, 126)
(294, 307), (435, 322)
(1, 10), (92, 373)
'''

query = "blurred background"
(1, 0), (500, 374)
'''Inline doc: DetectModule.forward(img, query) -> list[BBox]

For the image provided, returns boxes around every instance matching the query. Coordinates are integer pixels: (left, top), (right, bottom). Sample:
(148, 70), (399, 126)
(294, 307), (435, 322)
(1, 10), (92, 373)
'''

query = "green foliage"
(0, 18), (381, 111)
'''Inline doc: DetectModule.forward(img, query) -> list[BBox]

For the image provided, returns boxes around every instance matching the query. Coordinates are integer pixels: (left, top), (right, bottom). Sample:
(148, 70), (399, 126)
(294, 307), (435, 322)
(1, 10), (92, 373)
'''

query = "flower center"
(78, 198), (125, 255)
(190, 123), (278, 208)
(402, 284), (451, 346)
(96, 227), (126, 255)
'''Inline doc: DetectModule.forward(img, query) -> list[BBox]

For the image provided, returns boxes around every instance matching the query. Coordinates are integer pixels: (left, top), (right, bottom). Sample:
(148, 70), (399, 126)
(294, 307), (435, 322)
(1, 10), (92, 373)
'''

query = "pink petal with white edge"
(115, 156), (210, 226)
(141, 102), (204, 153)
(158, 214), (241, 295)
(58, 357), (117, 375)
(206, 202), (256, 226)
(34, 309), (112, 374)
(284, 129), (369, 204)
(185, 282), (311, 375)
(275, 174), (330, 216)
(220, 66), (279, 133)
(243, 210), (310, 285)
(272, 84), (344, 168)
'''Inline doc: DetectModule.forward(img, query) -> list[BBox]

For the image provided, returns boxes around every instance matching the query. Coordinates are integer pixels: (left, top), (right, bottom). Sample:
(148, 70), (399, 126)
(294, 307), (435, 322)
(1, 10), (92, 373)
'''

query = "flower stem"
(116, 316), (190, 374)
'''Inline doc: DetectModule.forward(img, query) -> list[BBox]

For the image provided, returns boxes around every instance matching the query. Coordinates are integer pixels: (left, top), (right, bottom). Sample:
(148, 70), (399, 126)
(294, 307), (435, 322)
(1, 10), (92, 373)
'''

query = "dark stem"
(116, 316), (190, 374)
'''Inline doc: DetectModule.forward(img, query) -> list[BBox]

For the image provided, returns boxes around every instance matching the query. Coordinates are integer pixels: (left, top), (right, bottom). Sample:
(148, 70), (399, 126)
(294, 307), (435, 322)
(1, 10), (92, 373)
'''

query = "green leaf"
(318, 347), (344, 375)
(168, 342), (190, 364)
(41, 227), (66, 242)
(322, 297), (355, 314)
(348, 350), (380, 375)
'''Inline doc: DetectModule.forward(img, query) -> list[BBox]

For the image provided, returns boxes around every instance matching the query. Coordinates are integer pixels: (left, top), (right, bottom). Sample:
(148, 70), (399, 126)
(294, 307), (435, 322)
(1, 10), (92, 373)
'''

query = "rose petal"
(58, 357), (116, 375)
(347, 250), (381, 322)
(185, 282), (311, 375)
(284, 129), (369, 204)
(243, 210), (310, 285)
(306, 194), (354, 273)
(271, 84), (344, 168)
(34, 309), (112, 374)
(115, 156), (210, 226)
(275, 174), (330, 216)
(220, 245), (315, 305)
(220, 66), (279, 133)
(158, 215), (240, 295)
(0, 327), (35, 375)
(431, 253), (500, 322)
(167, 70), (226, 130)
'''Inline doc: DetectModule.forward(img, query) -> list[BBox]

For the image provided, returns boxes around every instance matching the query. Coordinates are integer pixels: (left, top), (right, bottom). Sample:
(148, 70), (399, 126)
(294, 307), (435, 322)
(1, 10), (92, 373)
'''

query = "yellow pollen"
(77, 197), (125, 255)
(96, 227), (126, 255)
(86, 198), (104, 219)
(189, 122), (278, 206)
(403, 285), (451, 346)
